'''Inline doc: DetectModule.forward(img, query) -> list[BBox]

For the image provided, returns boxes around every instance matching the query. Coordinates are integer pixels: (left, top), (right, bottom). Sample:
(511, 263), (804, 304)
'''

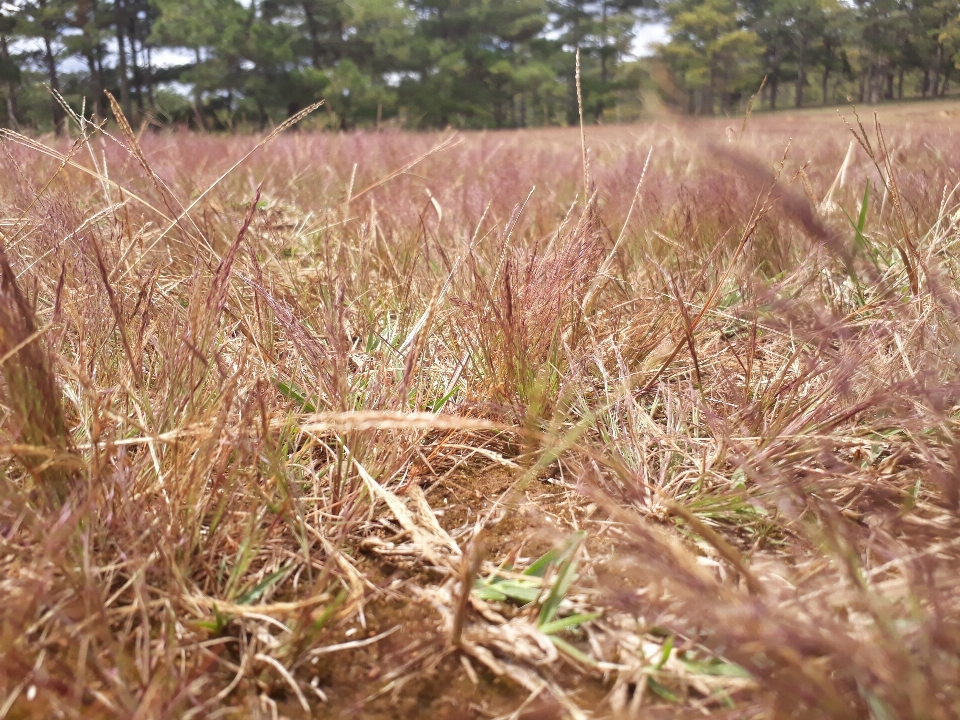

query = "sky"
(632, 22), (670, 58)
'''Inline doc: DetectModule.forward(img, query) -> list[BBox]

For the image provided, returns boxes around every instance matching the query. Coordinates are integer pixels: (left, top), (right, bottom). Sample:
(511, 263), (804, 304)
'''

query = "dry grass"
(4, 99), (960, 719)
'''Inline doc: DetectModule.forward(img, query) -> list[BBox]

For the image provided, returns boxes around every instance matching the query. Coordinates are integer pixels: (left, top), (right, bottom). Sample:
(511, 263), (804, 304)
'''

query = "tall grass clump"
(3, 102), (960, 718)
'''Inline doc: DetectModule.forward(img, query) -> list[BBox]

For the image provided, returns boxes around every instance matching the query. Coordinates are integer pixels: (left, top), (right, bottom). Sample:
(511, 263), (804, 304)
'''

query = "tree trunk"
(257, 100), (268, 131)
(0, 35), (17, 128)
(77, 0), (103, 118)
(333, 19), (345, 59)
(769, 74), (778, 110)
(145, 46), (154, 111)
(599, 0), (609, 89)
(95, 40), (106, 115)
(795, 39), (806, 108)
(704, 68), (715, 115)
(4, 85), (15, 128)
(301, 2), (323, 68)
(821, 67), (830, 105)
(116, 1), (131, 118)
(41, 35), (65, 135)
(85, 51), (102, 118)
(192, 48), (205, 129)
(567, 67), (578, 126)
(933, 45), (943, 99)
(897, 66), (904, 100)
(942, 65), (951, 97)
(129, 14), (144, 115)
(922, 68), (930, 98)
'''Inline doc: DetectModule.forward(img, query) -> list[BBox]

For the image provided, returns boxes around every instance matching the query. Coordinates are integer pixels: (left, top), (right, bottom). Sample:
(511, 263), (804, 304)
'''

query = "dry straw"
(3, 96), (960, 719)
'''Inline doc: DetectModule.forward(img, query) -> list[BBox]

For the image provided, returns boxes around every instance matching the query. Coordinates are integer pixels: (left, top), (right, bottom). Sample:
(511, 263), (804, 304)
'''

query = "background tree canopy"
(2, 0), (960, 132)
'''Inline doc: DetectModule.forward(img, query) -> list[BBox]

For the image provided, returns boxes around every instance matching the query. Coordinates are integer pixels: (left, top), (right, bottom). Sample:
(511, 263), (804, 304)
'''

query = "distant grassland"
(3, 100), (960, 719)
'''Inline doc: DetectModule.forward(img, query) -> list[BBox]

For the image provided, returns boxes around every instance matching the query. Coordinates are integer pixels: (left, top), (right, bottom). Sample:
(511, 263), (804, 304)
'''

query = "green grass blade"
(548, 635), (597, 666)
(538, 531), (585, 626)
(647, 677), (679, 703)
(857, 179), (870, 236)
(236, 566), (289, 605)
(682, 659), (752, 678)
(473, 577), (542, 604)
(539, 611), (600, 635)
(655, 634), (674, 670)
(523, 548), (560, 577)
(275, 379), (317, 413)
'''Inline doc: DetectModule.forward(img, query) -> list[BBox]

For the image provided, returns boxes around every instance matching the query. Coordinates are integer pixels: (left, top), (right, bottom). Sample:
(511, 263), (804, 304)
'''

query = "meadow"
(3, 99), (960, 719)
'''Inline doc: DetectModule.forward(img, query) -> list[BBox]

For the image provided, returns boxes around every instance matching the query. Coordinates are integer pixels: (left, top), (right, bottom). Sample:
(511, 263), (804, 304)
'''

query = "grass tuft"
(4, 101), (960, 718)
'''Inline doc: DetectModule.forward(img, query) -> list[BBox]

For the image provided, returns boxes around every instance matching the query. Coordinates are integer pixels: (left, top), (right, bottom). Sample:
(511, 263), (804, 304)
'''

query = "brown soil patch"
(286, 467), (612, 719)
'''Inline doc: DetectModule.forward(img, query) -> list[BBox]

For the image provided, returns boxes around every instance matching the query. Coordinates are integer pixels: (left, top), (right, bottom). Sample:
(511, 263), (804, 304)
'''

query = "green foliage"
(0, 0), (647, 130)
(659, 0), (762, 113)
(473, 531), (599, 663)
(4, 0), (960, 130)
(656, 0), (960, 113)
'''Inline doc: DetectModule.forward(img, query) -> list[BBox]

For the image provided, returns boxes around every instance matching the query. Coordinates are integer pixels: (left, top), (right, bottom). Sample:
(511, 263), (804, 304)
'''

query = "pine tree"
(400, 0), (550, 128)
(0, 11), (21, 128)
(659, 0), (762, 114)
(6, 0), (72, 133)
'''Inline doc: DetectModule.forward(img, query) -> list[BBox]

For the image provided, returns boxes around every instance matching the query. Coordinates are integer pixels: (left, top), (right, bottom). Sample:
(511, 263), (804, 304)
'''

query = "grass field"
(4, 98), (960, 719)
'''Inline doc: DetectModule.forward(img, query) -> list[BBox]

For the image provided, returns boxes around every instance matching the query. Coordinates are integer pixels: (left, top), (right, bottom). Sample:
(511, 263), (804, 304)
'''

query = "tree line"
(1, 0), (960, 134)
(658, 0), (960, 116)
(0, 0), (652, 132)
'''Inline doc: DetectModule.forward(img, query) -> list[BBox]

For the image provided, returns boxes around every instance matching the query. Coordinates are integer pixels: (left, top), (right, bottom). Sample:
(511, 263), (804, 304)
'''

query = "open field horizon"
(4, 99), (960, 719)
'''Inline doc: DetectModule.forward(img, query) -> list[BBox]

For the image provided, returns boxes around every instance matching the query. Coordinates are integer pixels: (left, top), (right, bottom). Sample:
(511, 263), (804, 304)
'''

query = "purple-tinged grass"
(3, 102), (960, 718)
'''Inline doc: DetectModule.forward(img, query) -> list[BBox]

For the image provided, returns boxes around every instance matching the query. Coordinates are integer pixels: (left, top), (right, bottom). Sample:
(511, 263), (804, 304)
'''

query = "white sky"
(632, 22), (669, 58)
